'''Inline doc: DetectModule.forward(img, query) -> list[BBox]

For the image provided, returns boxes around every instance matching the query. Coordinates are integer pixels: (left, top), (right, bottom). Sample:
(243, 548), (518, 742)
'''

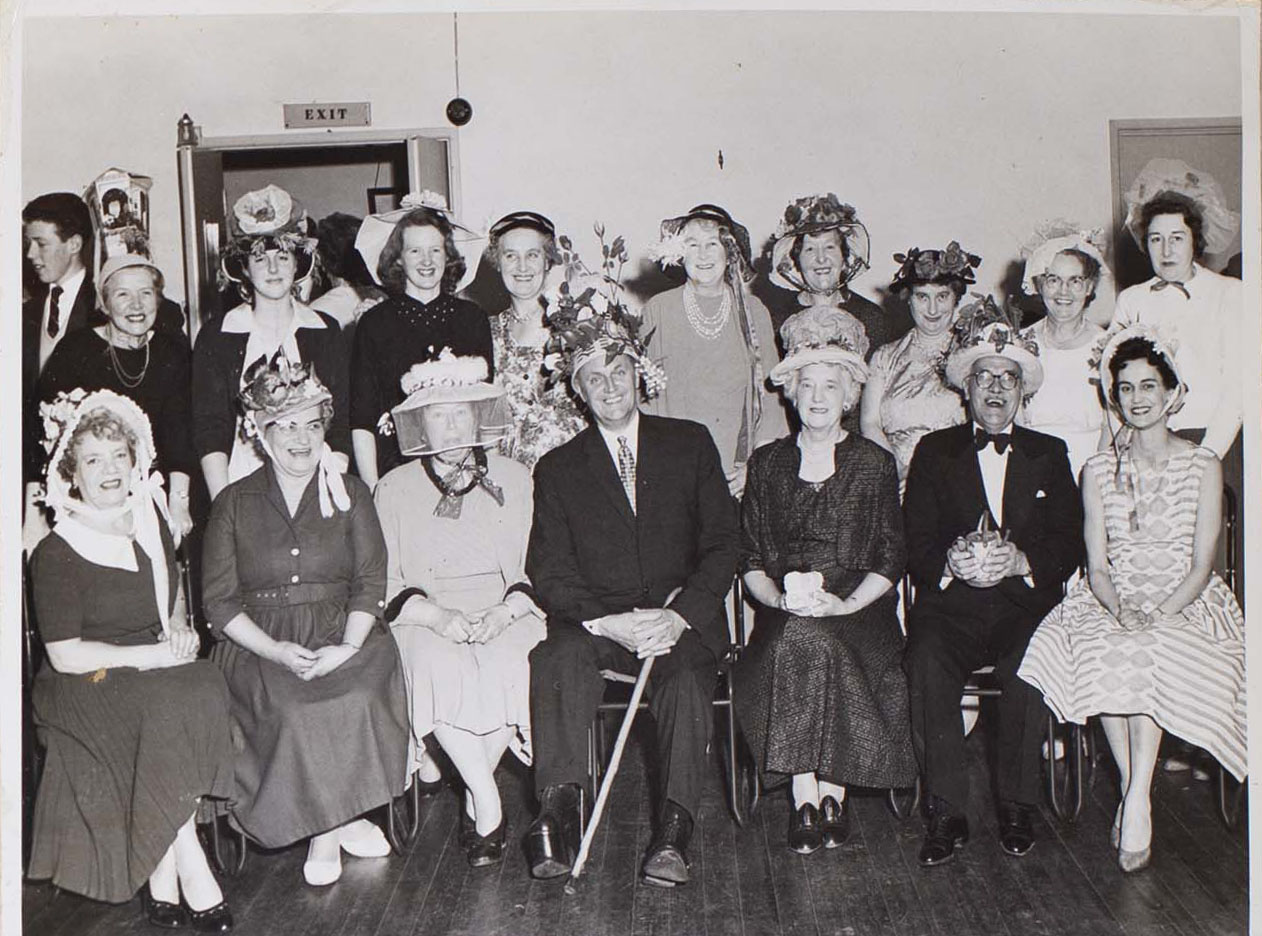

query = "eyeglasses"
(1041, 273), (1090, 294)
(969, 370), (1020, 390)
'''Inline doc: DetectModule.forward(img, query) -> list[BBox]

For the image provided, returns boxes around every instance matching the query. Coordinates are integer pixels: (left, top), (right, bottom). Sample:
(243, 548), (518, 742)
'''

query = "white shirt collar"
(45, 265), (86, 319)
(596, 409), (641, 467)
(221, 300), (327, 334)
(53, 514), (138, 571)
(972, 420), (1013, 527)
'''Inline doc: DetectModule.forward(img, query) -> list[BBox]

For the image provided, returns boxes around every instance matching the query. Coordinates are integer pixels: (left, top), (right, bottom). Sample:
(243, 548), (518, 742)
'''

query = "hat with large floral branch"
(1122, 158), (1239, 255)
(889, 241), (981, 294)
(770, 193), (871, 292)
(541, 224), (667, 399)
(768, 305), (870, 387)
(221, 184), (318, 285)
(943, 294), (1043, 395)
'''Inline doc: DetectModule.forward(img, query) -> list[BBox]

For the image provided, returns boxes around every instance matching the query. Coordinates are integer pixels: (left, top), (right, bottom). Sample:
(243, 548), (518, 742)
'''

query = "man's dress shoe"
(643, 802), (694, 886)
(998, 802), (1035, 857)
(918, 810), (969, 867)
(525, 784), (584, 879)
(787, 802), (823, 854)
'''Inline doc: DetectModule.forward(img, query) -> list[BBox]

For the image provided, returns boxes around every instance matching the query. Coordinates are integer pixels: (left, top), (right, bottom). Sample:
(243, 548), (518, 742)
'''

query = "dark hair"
(102, 263), (165, 299)
(1108, 336), (1179, 404)
(487, 224), (561, 273)
(58, 407), (138, 485)
(316, 213), (365, 282)
(1037, 247), (1101, 307)
(788, 227), (848, 276)
(23, 192), (93, 264)
(222, 235), (317, 304)
(903, 275), (969, 301)
(1139, 192), (1206, 259)
(101, 188), (129, 213)
(378, 208), (465, 298)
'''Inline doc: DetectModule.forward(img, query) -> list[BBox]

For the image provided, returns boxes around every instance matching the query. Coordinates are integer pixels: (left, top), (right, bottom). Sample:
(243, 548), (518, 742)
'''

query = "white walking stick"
(564, 654), (655, 893)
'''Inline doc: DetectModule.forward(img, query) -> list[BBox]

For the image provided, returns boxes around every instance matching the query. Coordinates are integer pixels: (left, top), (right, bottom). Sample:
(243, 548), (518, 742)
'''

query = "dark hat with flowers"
(770, 193), (871, 292)
(889, 241), (981, 294)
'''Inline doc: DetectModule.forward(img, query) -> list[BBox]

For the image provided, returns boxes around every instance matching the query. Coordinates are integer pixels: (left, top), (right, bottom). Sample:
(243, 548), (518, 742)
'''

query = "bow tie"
(1150, 279), (1191, 300)
(974, 427), (1012, 454)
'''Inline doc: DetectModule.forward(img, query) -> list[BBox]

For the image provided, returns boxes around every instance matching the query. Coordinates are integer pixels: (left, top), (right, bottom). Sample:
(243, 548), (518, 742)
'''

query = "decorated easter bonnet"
(221, 184), (317, 284)
(889, 241), (981, 294)
(354, 190), (483, 293)
(238, 354), (349, 518)
(770, 193), (871, 292)
(768, 305), (870, 386)
(1090, 321), (1186, 414)
(39, 389), (175, 632)
(651, 203), (754, 280)
(942, 295), (1044, 396)
(387, 350), (511, 457)
(1122, 158), (1240, 255)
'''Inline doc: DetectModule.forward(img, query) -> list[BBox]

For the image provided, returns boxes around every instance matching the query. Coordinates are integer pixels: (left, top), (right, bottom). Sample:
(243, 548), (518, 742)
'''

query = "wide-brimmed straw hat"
(769, 193), (871, 292)
(354, 190), (483, 293)
(389, 350), (511, 457)
(768, 305), (870, 386)
(943, 295), (1043, 396)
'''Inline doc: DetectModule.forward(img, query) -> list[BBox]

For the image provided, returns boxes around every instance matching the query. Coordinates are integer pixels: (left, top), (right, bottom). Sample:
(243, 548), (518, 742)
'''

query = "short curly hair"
(377, 208), (465, 298)
(486, 225), (562, 273)
(57, 407), (138, 485)
(1139, 192), (1206, 259)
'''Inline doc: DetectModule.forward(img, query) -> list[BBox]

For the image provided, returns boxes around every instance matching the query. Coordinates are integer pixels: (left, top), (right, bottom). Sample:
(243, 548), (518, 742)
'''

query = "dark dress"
(27, 525), (233, 903)
(202, 465), (409, 847)
(38, 328), (196, 479)
(350, 294), (493, 477)
(734, 434), (917, 788)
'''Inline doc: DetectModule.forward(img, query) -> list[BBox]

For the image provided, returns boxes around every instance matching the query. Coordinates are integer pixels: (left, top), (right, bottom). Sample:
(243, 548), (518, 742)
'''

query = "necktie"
(617, 435), (636, 514)
(974, 427), (1011, 454)
(1150, 279), (1191, 300)
(47, 285), (63, 338)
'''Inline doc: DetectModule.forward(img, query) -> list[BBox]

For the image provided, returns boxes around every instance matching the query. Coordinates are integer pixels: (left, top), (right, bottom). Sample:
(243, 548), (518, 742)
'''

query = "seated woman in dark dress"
(735, 306), (917, 855)
(202, 358), (410, 887)
(192, 184), (349, 501)
(28, 390), (234, 930)
(350, 192), (493, 487)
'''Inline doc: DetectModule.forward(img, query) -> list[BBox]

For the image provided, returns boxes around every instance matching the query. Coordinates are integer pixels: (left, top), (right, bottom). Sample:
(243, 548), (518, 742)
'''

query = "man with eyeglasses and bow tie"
(902, 296), (1082, 868)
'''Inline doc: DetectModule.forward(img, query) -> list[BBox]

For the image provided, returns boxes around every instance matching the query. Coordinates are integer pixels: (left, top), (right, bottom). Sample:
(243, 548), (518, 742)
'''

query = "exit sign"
(283, 102), (372, 129)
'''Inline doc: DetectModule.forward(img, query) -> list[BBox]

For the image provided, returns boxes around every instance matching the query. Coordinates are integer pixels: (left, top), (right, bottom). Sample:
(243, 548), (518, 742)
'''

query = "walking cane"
(564, 654), (655, 894)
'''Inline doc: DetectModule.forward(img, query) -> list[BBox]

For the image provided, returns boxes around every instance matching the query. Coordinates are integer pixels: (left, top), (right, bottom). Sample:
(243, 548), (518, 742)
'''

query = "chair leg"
(887, 775), (921, 820)
(1217, 763), (1246, 830)
(1047, 714), (1069, 820)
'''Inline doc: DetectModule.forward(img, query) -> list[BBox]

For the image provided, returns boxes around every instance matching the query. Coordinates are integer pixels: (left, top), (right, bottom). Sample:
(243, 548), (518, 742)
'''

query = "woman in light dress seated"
(1018, 325), (1246, 873)
(374, 352), (545, 868)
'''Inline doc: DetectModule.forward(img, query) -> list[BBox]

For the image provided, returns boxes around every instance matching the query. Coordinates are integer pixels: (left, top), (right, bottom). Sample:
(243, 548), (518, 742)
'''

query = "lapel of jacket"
(951, 424), (994, 530)
(581, 425), (636, 530)
(67, 275), (95, 334)
(1001, 426), (1038, 538)
(634, 415), (666, 524)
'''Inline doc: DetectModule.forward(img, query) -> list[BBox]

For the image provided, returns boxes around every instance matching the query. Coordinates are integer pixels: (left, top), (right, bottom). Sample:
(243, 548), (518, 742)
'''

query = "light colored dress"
(867, 330), (966, 480)
(492, 312), (587, 469)
(642, 284), (787, 476)
(374, 453), (546, 765)
(1019, 319), (1105, 481)
(1018, 445), (1246, 780)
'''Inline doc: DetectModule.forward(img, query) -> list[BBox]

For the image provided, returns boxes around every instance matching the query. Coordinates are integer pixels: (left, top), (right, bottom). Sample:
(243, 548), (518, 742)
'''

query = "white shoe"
(303, 839), (343, 886)
(339, 819), (391, 858)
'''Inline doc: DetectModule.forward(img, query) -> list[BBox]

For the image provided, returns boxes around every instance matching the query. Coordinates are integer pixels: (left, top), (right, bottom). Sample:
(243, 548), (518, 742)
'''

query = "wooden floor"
(22, 727), (1249, 936)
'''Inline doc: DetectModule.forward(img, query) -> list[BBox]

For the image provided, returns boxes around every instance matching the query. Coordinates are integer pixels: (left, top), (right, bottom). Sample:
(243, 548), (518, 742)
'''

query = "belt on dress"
(244, 582), (350, 608)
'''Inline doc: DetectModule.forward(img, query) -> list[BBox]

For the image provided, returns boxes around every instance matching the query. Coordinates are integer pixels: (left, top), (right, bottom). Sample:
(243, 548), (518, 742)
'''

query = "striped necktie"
(47, 285), (63, 338)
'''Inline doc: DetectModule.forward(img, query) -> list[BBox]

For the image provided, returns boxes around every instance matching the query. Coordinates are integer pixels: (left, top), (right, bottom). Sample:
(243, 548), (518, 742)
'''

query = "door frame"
(176, 122), (462, 337)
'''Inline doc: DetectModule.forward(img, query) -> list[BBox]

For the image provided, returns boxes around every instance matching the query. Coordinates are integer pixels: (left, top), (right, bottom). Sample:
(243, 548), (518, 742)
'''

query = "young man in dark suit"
(525, 321), (739, 887)
(903, 297), (1082, 867)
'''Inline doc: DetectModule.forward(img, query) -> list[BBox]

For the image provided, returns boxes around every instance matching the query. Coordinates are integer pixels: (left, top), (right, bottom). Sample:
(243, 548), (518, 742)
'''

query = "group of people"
(18, 158), (1246, 930)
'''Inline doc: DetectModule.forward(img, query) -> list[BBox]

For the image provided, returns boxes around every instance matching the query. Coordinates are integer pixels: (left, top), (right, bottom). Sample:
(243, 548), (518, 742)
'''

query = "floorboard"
(21, 728), (1249, 936)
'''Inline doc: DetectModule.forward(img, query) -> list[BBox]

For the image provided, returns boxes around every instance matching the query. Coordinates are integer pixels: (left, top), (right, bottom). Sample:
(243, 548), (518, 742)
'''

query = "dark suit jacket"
(526, 414), (740, 655)
(903, 422), (1083, 624)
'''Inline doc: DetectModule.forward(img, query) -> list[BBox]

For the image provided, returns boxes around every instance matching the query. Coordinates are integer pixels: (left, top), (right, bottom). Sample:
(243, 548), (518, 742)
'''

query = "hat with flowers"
(942, 294), (1043, 395)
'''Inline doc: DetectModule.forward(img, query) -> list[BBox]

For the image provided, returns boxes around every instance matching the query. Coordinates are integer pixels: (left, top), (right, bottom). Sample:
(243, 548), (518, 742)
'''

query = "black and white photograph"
(4, 2), (1259, 935)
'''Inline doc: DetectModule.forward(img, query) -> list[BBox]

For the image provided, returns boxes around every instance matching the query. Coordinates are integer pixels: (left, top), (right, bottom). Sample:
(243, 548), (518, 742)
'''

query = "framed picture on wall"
(1109, 117), (1242, 289)
(367, 186), (400, 215)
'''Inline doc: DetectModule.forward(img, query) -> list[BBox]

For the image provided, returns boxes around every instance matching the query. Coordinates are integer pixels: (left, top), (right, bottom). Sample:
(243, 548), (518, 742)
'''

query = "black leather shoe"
(467, 816), (507, 868)
(787, 802), (823, 854)
(820, 796), (850, 849)
(918, 807), (969, 867)
(998, 802), (1035, 857)
(525, 784), (585, 880)
(142, 885), (188, 929)
(187, 901), (234, 933)
(416, 775), (445, 798)
(643, 801), (694, 886)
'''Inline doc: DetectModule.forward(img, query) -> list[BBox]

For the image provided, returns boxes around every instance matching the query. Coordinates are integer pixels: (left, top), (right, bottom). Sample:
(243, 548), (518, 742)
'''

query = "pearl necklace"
(683, 284), (731, 341)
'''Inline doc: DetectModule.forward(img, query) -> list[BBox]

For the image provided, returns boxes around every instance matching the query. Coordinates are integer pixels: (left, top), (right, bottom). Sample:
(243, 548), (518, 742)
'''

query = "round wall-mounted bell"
(446, 98), (473, 127)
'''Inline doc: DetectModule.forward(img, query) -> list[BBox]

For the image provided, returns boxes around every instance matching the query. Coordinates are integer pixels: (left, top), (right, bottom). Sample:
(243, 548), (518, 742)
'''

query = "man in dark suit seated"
(525, 310), (739, 887)
(903, 296), (1082, 867)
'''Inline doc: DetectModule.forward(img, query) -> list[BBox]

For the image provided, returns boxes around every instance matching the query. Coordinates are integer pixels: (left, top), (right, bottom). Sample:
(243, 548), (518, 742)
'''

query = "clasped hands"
(143, 622), (199, 669)
(1116, 603), (1183, 632)
(946, 540), (1029, 588)
(406, 596), (518, 646)
(592, 608), (688, 659)
(779, 590), (857, 617)
(271, 640), (357, 681)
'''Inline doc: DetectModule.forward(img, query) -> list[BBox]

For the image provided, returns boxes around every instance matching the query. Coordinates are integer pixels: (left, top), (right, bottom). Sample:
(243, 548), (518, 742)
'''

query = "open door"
(176, 118), (225, 341)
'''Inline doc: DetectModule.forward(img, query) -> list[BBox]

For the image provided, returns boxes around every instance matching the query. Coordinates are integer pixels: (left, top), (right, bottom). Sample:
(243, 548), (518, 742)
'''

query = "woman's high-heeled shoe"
(303, 837), (343, 886)
(1118, 846), (1151, 873)
(187, 900), (234, 933)
(141, 884), (188, 929)
(788, 802), (823, 855)
(466, 816), (506, 868)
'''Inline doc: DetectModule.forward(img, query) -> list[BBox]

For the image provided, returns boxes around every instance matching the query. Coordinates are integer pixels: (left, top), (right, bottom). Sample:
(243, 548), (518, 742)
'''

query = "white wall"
(23, 10), (1242, 306)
